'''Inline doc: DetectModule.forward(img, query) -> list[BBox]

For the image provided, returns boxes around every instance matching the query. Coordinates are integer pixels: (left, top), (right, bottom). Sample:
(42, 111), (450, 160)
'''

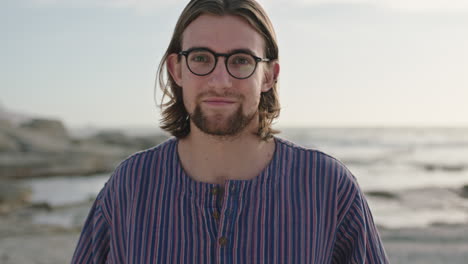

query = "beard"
(189, 94), (256, 137)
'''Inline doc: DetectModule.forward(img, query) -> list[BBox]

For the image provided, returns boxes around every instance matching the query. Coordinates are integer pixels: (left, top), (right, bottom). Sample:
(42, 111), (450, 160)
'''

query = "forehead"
(182, 14), (265, 56)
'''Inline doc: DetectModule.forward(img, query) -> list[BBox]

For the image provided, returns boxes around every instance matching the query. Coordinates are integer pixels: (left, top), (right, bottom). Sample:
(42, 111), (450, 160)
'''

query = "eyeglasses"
(179, 48), (270, 80)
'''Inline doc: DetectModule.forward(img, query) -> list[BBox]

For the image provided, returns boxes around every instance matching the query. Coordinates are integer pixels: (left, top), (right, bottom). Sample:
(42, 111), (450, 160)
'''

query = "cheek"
(182, 90), (195, 110)
(180, 84), (197, 113)
(180, 71), (201, 104)
(243, 86), (262, 110)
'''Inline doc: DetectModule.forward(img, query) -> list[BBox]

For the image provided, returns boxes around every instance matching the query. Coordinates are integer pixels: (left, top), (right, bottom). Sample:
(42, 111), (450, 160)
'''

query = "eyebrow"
(186, 46), (259, 56)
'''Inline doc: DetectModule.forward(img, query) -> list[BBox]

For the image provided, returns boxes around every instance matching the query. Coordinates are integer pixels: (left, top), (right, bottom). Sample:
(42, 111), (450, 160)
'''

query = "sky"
(2, 0), (468, 129)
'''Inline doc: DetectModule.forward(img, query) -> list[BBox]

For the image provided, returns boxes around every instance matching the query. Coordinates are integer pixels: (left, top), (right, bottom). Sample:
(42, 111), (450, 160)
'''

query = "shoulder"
(274, 137), (355, 179)
(102, 137), (178, 195)
(274, 137), (362, 196)
(115, 137), (177, 173)
(274, 136), (365, 208)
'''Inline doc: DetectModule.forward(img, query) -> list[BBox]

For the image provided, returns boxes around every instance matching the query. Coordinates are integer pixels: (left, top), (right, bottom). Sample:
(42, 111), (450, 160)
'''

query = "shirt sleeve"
(332, 173), (389, 264)
(71, 187), (111, 264)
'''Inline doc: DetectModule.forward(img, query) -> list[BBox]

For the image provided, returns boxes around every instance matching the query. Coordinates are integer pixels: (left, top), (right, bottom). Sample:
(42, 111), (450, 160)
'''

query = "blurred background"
(1, 0), (467, 263)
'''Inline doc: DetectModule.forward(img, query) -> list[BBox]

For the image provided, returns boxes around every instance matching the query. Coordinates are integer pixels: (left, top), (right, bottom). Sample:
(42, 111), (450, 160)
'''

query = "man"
(72, 0), (389, 263)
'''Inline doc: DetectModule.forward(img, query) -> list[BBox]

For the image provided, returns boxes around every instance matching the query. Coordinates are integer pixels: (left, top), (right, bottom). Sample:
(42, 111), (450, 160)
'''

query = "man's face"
(171, 14), (273, 137)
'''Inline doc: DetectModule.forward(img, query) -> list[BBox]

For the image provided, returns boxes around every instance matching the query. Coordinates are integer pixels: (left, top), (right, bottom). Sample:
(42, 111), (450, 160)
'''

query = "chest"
(111, 180), (339, 264)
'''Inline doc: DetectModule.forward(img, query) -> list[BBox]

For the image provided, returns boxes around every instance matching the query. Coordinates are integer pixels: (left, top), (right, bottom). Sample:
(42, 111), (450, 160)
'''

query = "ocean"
(25, 127), (468, 230)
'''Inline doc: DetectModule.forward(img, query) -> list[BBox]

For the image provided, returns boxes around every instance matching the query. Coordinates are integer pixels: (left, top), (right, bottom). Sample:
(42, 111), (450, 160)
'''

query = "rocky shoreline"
(0, 115), (169, 263)
(0, 116), (168, 213)
(0, 118), (168, 179)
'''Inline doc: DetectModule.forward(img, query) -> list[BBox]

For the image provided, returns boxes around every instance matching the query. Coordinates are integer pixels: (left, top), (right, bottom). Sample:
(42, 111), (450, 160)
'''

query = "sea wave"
(366, 185), (468, 229)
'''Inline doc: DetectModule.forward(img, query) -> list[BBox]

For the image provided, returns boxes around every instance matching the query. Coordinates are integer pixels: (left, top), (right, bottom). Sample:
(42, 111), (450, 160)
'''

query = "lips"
(202, 97), (236, 105)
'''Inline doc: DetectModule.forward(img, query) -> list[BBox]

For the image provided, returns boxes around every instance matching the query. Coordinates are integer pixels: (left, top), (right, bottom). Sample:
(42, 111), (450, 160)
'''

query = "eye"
(232, 57), (249, 65)
(189, 52), (212, 63)
(193, 56), (208, 62)
(230, 54), (254, 65)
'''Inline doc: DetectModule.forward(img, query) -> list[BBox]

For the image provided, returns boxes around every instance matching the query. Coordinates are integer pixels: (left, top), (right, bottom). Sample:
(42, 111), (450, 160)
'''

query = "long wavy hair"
(156, 0), (280, 140)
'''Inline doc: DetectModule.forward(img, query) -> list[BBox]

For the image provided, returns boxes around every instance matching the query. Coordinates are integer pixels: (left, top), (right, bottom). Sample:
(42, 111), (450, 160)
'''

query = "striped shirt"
(72, 137), (389, 263)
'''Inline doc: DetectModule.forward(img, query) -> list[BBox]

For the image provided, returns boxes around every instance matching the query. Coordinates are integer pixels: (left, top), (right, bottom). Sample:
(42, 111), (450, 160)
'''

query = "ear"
(261, 61), (280, 93)
(167, 53), (183, 87)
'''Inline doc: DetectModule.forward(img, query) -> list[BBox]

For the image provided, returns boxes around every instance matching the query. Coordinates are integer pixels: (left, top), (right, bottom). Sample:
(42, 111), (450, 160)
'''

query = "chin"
(191, 105), (256, 137)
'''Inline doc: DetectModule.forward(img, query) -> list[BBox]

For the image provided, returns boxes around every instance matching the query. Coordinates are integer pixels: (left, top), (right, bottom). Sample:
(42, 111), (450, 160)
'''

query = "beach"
(381, 225), (468, 264)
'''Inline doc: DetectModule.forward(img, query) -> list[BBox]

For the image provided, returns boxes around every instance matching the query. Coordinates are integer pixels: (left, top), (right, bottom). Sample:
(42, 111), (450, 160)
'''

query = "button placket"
(212, 210), (220, 220)
(210, 188), (220, 225)
(211, 186), (220, 196)
(226, 183), (239, 217)
(215, 182), (241, 263)
(219, 183), (239, 240)
(218, 237), (228, 247)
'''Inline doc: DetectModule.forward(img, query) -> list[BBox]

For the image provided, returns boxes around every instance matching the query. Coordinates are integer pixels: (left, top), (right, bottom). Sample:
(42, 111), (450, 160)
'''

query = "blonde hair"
(156, 0), (280, 140)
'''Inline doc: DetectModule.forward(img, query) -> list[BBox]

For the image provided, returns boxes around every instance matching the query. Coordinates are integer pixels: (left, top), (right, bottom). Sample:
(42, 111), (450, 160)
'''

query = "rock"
(365, 190), (398, 199)
(0, 119), (19, 152)
(8, 119), (72, 153)
(422, 163), (465, 172)
(0, 118), (13, 130)
(0, 132), (19, 152)
(12, 131), (70, 153)
(460, 184), (468, 199)
(20, 119), (69, 139)
(0, 182), (31, 204)
(0, 152), (121, 178)
(134, 134), (169, 150)
(91, 130), (134, 147)
(0, 111), (168, 178)
(81, 131), (168, 153)
(28, 202), (53, 211)
(0, 181), (32, 214)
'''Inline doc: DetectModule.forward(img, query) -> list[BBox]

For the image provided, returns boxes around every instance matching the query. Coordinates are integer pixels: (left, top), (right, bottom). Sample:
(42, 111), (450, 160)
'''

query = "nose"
(207, 57), (232, 90)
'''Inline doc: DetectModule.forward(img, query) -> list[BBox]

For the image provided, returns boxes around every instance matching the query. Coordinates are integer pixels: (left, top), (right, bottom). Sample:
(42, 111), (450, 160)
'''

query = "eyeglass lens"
(186, 50), (257, 79)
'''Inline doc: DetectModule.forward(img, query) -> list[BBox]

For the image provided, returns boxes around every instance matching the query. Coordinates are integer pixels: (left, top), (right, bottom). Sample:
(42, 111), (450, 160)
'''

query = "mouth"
(202, 97), (236, 106)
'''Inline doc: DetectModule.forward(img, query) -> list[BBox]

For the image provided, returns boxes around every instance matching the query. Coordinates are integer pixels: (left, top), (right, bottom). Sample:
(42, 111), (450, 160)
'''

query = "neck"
(177, 121), (275, 185)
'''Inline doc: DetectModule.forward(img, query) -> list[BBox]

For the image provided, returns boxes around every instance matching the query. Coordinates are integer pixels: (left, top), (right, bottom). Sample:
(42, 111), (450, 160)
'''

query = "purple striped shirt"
(72, 137), (389, 263)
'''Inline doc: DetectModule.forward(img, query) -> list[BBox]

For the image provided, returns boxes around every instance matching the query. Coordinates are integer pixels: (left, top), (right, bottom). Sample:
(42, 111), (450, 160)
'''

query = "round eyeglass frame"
(178, 48), (270, 80)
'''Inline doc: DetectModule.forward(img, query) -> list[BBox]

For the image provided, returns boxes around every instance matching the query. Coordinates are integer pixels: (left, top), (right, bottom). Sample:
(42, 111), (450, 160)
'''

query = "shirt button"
(219, 237), (228, 246)
(212, 210), (220, 220)
(229, 185), (236, 194)
(211, 187), (220, 196)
